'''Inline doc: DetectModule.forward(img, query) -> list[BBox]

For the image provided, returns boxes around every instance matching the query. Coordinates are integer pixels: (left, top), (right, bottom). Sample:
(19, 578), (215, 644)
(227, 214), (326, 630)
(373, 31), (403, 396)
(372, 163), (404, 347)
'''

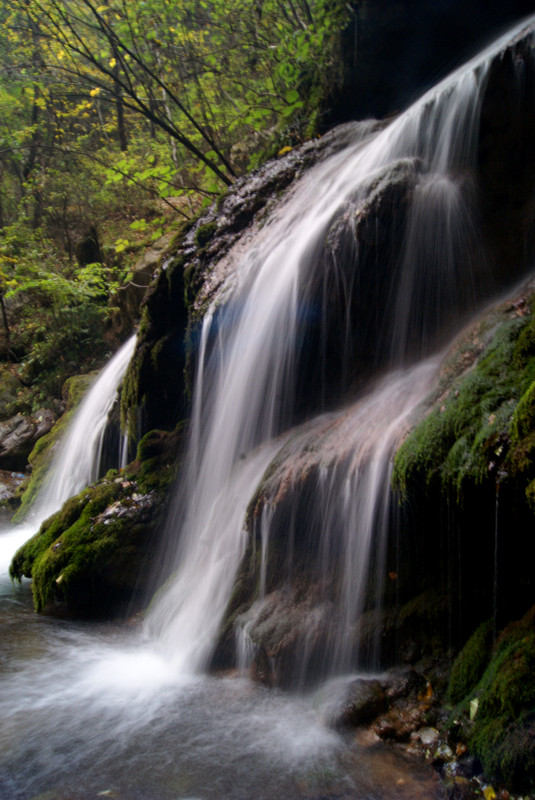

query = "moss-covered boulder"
(10, 426), (182, 617)
(448, 619), (495, 706)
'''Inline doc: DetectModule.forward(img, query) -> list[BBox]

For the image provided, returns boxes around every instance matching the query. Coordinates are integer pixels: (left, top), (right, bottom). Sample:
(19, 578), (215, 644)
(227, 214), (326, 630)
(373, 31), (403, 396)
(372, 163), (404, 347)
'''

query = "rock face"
(392, 279), (535, 635)
(0, 409), (56, 471)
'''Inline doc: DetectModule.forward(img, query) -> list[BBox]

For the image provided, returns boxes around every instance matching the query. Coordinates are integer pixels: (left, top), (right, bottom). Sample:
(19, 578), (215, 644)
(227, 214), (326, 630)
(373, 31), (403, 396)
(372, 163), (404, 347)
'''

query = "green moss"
(393, 313), (534, 498)
(120, 340), (149, 440)
(511, 379), (535, 443)
(135, 425), (182, 493)
(10, 426), (182, 616)
(468, 608), (535, 792)
(448, 619), (494, 705)
(194, 220), (217, 249)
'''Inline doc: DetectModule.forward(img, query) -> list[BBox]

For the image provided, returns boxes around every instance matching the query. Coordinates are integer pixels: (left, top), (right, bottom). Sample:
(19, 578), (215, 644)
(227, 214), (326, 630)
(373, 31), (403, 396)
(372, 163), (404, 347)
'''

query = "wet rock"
(373, 704), (428, 742)
(190, 121), (383, 315)
(382, 667), (428, 701)
(0, 408), (56, 471)
(249, 645), (272, 686)
(417, 726), (441, 747)
(119, 122), (385, 437)
(332, 678), (388, 728)
(432, 742), (455, 764)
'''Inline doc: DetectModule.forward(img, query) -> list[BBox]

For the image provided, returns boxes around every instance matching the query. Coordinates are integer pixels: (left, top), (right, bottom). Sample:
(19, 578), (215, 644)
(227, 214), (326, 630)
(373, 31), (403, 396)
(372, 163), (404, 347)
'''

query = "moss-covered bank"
(10, 426), (182, 617)
(389, 283), (535, 793)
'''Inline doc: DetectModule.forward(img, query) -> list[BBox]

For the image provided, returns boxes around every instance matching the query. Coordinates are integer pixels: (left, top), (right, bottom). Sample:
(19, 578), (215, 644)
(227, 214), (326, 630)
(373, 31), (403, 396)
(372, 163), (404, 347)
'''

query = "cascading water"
(1, 18), (535, 800)
(0, 334), (136, 570)
(146, 21), (533, 681)
(34, 334), (137, 523)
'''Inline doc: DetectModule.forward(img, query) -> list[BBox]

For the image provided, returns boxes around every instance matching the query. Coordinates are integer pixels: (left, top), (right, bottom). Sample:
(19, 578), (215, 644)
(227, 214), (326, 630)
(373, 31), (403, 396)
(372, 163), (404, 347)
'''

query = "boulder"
(326, 668), (428, 730)
(0, 408), (56, 471)
(333, 677), (388, 727)
(9, 425), (182, 618)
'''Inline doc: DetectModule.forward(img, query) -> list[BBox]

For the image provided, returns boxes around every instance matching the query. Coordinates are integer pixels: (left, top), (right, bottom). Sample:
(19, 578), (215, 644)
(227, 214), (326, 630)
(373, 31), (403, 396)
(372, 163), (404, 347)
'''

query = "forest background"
(0, 0), (534, 415)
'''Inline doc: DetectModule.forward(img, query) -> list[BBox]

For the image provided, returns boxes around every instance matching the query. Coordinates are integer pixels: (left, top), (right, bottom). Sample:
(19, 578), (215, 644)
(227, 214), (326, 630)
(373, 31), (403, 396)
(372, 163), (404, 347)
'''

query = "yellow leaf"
(109, 57), (116, 68)
(57, 50), (65, 60)
(278, 146), (293, 156)
(97, 5), (108, 12)
(90, 87), (101, 97)
(483, 786), (496, 800)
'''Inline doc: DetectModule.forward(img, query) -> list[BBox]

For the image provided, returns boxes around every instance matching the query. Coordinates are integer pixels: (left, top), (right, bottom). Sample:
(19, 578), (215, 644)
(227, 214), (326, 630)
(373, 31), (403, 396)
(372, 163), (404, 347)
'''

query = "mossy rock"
(10, 426), (182, 617)
(393, 310), (530, 497)
(448, 619), (494, 705)
(467, 607), (535, 792)
(194, 220), (217, 249)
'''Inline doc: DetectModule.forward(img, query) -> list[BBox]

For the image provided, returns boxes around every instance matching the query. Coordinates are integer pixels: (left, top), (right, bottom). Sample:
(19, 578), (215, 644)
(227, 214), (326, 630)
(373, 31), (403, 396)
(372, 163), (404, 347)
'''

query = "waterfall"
(2, 19), (535, 800)
(30, 334), (136, 525)
(147, 20), (535, 680)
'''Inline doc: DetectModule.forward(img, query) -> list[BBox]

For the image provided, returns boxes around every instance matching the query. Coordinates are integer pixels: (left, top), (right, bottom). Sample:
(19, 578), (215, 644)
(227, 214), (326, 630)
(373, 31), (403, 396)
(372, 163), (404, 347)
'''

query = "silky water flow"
(1, 19), (534, 800)
(0, 333), (136, 574)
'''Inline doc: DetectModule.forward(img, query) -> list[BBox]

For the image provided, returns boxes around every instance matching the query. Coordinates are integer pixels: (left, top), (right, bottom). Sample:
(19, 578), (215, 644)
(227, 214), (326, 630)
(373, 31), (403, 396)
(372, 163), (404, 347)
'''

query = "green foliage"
(2, 0), (350, 201)
(0, 0), (351, 416)
(0, 221), (114, 406)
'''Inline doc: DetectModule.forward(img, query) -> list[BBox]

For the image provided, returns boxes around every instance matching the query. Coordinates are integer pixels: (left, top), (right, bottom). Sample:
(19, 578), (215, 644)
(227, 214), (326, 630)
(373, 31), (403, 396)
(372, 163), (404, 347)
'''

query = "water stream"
(34, 334), (137, 523)
(1, 17), (534, 800)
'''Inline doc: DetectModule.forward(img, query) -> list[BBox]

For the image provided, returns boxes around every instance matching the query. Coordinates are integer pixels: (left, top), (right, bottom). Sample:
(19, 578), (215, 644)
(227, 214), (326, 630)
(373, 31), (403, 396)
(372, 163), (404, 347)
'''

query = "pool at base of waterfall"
(0, 557), (439, 800)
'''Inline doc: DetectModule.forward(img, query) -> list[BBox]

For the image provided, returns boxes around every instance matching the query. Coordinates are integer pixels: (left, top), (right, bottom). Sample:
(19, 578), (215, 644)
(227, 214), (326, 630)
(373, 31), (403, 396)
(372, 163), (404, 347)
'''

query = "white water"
(33, 334), (137, 523)
(0, 17), (534, 800)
